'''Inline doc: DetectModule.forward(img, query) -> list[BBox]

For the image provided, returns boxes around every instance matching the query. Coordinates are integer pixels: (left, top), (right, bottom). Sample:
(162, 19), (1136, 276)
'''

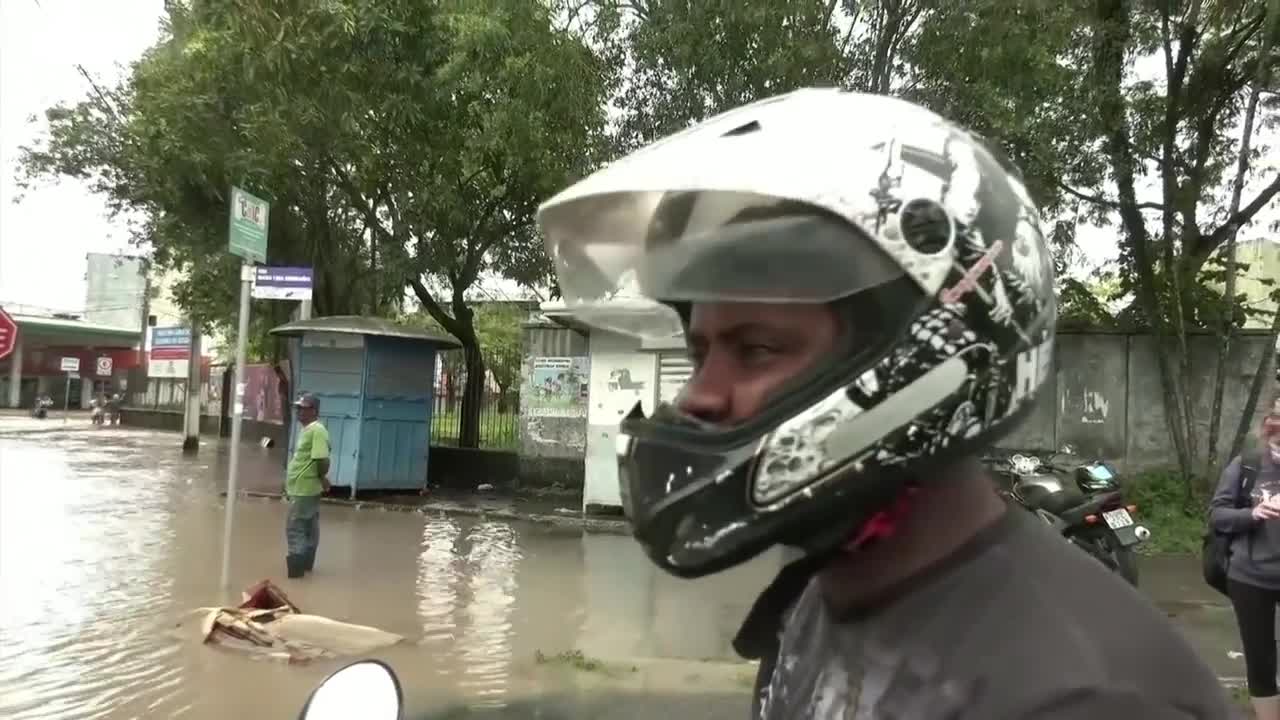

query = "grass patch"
(534, 649), (637, 677)
(1125, 468), (1211, 555)
(1227, 684), (1252, 715)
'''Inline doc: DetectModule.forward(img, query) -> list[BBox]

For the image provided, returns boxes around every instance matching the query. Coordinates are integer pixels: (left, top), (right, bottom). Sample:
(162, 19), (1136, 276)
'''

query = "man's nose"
(677, 372), (733, 424)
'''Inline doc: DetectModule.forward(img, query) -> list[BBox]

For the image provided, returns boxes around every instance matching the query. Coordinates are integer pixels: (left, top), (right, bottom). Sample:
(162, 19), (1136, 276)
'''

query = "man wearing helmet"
(537, 90), (1229, 718)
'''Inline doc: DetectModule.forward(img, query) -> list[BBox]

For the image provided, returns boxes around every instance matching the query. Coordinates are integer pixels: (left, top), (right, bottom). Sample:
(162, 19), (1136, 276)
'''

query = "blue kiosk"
(269, 316), (460, 496)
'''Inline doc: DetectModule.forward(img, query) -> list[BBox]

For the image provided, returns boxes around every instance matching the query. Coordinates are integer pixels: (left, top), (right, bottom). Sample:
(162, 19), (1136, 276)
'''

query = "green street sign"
(228, 186), (269, 264)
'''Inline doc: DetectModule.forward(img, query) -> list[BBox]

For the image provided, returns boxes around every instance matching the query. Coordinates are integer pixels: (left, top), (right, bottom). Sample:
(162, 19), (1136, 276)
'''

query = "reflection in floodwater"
(416, 517), (462, 689)
(0, 435), (187, 719)
(458, 522), (519, 707)
(0, 417), (1245, 718)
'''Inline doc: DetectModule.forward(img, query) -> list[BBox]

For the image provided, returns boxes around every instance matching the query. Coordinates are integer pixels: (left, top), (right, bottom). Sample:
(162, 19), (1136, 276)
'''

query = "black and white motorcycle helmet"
(537, 89), (1056, 579)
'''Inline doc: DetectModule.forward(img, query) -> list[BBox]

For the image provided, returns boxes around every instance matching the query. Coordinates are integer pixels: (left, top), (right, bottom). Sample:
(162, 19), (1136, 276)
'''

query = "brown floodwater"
(0, 414), (1255, 719)
(0, 416), (776, 719)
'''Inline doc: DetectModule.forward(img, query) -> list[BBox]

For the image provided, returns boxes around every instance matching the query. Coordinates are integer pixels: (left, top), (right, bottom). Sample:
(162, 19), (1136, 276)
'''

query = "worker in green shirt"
(286, 392), (330, 578)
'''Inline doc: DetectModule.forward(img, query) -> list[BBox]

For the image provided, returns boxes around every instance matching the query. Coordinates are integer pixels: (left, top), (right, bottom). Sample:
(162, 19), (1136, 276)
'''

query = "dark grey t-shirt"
(737, 509), (1230, 719)
(1210, 453), (1280, 591)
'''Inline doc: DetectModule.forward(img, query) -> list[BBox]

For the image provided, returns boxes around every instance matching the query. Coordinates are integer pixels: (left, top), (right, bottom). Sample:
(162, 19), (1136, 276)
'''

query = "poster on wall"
(524, 357), (589, 418)
(588, 352), (656, 426)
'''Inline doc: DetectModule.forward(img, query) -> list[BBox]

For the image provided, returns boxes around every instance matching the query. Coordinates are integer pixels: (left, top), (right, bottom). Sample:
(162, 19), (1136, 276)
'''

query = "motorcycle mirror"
(298, 660), (403, 720)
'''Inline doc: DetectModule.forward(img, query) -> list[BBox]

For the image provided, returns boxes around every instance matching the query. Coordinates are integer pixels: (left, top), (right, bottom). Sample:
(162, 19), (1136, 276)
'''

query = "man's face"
(297, 405), (318, 424)
(678, 302), (841, 425)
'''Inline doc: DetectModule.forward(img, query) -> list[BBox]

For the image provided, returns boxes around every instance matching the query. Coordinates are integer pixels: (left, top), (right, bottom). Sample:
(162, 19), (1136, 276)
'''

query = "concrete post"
(6, 333), (22, 408)
(182, 323), (203, 453)
(80, 375), (93, 409)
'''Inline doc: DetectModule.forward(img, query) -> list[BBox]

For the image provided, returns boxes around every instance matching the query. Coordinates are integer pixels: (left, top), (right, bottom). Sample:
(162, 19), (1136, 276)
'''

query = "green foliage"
(404, 301), (530, 396)
(609, 2), (851, 150)
(1058, 279), (1116, 330)
(533, 648), (635, 676)
(1126, 468), (1210, 555)
(19, 0), (608, 447)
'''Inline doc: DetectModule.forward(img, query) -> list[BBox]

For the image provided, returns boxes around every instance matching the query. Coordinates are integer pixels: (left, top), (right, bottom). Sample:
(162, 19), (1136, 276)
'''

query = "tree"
(17, 1), (400, 342)
(903, 0), (1280, 485)
(406, 301), (529, 414)
(323, 1), (610, 446)
(1207, 0), (1278, 476)
(603, 1), (925, 150)
(473, 303), (528, 412)
(20, 0), (610, 448)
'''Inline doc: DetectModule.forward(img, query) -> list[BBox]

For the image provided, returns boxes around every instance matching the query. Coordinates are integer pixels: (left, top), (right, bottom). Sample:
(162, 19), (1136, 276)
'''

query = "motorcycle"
(29, 396), (53, 420)
(985, 448), (1150, 586)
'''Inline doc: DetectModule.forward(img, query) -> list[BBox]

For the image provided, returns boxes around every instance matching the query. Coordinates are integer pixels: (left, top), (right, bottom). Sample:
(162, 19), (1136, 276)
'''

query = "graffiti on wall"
(524, 356), (589, 418)
(588, 352), (655, 425)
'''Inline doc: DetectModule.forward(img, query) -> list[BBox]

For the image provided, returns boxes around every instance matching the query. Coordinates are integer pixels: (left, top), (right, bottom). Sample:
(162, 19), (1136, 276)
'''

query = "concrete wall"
(583, 331), (659, 511)
(514, 327), (1277, 508)
(999, 330), (1277, 469)
(119, 408), (286, 446)
(517, 321), (589, 489)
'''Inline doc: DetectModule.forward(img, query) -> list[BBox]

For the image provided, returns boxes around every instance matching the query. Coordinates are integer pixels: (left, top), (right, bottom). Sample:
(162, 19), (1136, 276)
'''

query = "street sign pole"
(59, 357), (80, 422)
(220, 263), (253, 590)
(221, 185), (269, 592)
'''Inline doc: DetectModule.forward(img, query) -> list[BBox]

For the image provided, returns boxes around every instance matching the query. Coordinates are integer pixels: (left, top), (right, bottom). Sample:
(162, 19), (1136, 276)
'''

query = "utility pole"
(139, 258), (153, 380)
(220, 263), (252, 590)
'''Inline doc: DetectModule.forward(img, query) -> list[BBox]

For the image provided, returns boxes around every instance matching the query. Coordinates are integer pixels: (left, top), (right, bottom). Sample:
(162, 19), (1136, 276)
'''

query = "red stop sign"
(0, 307), (17, 361)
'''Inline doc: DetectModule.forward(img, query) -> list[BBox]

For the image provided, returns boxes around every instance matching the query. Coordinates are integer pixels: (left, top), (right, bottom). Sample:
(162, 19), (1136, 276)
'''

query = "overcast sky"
(0, 1), (1272, 315)
(0, 0), (164, 313)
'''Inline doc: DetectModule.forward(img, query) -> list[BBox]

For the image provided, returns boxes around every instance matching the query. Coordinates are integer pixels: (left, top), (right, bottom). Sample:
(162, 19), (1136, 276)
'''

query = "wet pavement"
(0, 413), (1255, 718)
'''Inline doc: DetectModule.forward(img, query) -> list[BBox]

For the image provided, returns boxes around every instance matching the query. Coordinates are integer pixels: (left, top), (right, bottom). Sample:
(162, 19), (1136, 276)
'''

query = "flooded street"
(0, 416), (769, 719)
(0, 415), (1254, 719)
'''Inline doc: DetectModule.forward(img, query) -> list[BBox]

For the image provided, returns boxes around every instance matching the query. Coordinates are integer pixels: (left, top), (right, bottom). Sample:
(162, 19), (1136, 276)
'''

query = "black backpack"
(1201, 451), (1260, 596)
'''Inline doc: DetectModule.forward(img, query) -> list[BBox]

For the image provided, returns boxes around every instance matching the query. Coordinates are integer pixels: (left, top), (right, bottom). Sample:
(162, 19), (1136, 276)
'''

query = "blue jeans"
(286, 495), (321, 570)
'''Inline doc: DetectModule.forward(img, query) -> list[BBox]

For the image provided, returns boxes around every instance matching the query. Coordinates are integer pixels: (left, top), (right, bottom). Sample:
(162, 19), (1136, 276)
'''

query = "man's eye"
(740, 344), (779, 364)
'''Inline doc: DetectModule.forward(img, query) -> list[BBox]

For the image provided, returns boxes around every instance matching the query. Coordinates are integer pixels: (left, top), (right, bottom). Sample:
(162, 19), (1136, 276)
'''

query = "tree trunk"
(1208, 0), (1279, 481)
(407, 277), (486, 448)
(459, 339), (486, 448)
(1091, 0), (1195, 481)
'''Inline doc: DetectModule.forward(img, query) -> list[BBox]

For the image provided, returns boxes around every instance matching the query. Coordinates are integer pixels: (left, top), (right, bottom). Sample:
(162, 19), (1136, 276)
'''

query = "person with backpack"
(1209, 412), (1280, 720)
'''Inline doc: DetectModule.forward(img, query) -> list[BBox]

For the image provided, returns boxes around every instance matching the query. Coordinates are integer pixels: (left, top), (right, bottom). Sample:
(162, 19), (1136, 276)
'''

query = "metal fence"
(125, 375), (208, 412)
(124, 357), (520, 450)
(429, 390), (519, 450)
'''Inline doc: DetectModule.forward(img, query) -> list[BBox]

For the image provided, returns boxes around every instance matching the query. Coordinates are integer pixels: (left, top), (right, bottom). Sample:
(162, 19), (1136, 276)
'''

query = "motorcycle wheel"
(1111, 546), (1140, 587)
(1068, 530), (1140, 587)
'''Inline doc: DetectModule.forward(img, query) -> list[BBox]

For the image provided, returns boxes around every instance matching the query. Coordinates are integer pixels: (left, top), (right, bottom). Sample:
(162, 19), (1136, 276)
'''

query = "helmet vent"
(722, 120), (761, 137)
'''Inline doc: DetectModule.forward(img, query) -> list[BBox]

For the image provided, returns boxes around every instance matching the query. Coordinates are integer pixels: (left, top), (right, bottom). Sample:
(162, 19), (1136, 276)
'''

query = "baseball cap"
(293, 392), (320, 409)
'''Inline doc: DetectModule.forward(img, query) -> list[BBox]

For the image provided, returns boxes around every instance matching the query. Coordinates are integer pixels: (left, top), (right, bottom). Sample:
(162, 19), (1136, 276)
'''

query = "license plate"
(1103, 508), (1133, 530)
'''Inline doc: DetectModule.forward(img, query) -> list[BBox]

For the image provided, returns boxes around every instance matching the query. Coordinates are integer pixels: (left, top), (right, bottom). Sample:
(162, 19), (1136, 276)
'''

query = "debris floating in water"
(192, 579), (403, 664)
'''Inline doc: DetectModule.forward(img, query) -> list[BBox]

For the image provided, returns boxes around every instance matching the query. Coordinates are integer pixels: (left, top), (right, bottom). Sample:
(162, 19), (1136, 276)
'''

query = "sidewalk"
(0, 411), (629, 533)
(210, 432), (629, 534)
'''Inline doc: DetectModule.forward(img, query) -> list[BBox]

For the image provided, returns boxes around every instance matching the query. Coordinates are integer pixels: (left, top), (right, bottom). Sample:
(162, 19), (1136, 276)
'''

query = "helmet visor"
(540, 190), (908, 312)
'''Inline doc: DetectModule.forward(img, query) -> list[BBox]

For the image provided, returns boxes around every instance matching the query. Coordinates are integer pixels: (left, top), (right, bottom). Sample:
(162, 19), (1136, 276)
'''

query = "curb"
(228, 490), (632, 535)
